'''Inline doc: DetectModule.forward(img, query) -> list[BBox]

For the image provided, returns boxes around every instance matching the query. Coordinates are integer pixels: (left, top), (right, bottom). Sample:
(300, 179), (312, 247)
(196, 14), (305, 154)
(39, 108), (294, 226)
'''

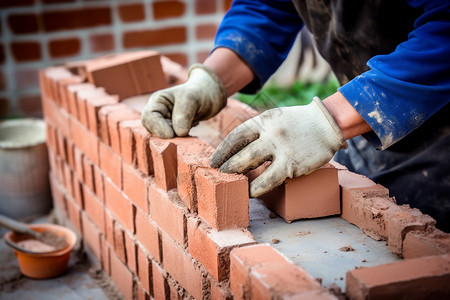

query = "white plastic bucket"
(0, 119), (52, 219)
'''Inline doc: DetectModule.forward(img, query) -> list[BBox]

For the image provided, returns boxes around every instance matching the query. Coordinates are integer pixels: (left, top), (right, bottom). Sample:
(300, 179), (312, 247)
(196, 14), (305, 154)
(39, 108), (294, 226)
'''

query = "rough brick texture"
(43, 53), (448, 300)
(346, 254), (450, 300)
(195, 167), (249, 231)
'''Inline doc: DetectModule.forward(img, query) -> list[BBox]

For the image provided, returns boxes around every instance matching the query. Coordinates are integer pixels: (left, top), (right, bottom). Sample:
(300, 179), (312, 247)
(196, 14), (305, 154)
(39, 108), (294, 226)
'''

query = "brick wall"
(0, 0), (231, 118)
(42, 52), (450, 299)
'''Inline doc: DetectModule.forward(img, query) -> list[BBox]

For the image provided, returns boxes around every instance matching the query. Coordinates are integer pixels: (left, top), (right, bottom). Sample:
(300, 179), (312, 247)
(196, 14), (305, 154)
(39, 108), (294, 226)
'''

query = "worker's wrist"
(203, 47), (255, 96)
(322, 91), (372, 140)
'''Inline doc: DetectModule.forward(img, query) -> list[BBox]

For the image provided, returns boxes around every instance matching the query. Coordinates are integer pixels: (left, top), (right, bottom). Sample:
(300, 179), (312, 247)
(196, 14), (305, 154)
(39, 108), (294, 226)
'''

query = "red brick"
(42, 93), (71, 137)
(149, 183), (187, 246)
(161, 232), (203, 299)
(346, 254), (450, 300)
(48, 37), (81, 58)
(162, 53), (188, 68)
(49, 172), (68, 216)
(384, 205), (436, 256)
(123, 27), (187, 48)
(84, 51), (167, 99)
(99, 142), (122, 189)
(261, 163), (340, 222)
(81, 211), (102, 260)
(135, 207), (161, 262)
(101, 236), (111, 275)
(230, 244), (331, 300)
(114, 222), (127, 263)
(66, 194), (82, 234)
(93, 165), (105, 203)
(83, 156), (95, 191)
(98, 103), (129, 145)
(195, 167), (249, 231)
(42, 7), (112, 32)
(57, 76), (83, 112)
(72, 175), (84, 209)
(187, 217), (255, 281)
(119, 3), (145, 22)
(55, 130), (67, 160)
(124, 231), (137, 274)
(66, 83), (96, 120)
(73, 146), (84, 181)
(152, 260), (169, 300)
(195, 24), (218, 40)
(403, 229), (450, 259)
(132, 126), (153, 176)
(150, 138), (177, 191)
(136, 281), (150, 300)
(104, 178), (134, 233)
(89, 33), (115, 53)
(118, 119), (141, 166)
(340, 170), (392, 241)
(70, 118), (99, 165)
(175, 137), (214, 211)
(110, 249), (134, 300)
(85, 95), (118, 136)
(45, 123), (57, 152)
(105, 209), (115, 246)
(66, 140), (75, 169)
(195, 0), (216, 14)
(210, 276), (232, 300)
(224, 0), (232, 11)
(123, 164), (149, 213)
(137, 245), (152, 295)
(62, 163), (74, 198)
(152, 1), (185, 20)
(11, 41), (41, 62)
(76, 87), (107, 128)
(83, 184), (105, 233)
(107, 108), (140, 155)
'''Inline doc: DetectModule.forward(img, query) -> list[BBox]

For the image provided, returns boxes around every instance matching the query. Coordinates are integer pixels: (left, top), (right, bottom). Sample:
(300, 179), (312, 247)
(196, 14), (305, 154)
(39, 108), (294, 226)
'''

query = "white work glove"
(141, 64), (227, 138)
(210, 97), (348, 197)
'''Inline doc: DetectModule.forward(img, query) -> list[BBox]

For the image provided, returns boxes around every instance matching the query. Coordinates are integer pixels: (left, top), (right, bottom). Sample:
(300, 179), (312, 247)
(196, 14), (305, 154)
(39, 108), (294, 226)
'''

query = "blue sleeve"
(339, 0), (450, 150)
(213, 0), (303, 93)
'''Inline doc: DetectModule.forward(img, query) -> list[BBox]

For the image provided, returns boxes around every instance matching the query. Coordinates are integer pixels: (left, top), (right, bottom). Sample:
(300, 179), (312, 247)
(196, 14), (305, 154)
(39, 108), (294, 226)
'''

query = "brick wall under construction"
(41, 51), (450, 300)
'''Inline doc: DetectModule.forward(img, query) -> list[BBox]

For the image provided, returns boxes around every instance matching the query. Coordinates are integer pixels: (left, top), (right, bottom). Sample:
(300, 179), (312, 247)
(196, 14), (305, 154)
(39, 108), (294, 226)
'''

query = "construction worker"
(142, 0), (450, 231)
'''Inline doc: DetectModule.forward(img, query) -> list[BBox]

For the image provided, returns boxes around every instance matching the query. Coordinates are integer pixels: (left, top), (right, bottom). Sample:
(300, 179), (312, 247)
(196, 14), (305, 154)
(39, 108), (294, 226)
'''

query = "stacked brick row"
(41, 53), (450, 299)
(0, 0), (230, 119)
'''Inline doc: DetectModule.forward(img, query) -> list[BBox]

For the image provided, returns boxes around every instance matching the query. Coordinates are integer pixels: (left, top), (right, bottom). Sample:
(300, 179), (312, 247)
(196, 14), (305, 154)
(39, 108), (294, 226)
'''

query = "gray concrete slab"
(248, 197), (401, 292)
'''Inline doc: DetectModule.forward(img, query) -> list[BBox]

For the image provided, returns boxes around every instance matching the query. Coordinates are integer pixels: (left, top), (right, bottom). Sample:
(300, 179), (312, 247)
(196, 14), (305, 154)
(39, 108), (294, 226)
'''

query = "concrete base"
(249, 198), (401, 292)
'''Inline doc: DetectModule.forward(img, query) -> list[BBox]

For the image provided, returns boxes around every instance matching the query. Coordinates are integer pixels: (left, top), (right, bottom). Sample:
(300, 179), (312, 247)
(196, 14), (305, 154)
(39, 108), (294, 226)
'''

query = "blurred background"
(0, 0), (336, 119)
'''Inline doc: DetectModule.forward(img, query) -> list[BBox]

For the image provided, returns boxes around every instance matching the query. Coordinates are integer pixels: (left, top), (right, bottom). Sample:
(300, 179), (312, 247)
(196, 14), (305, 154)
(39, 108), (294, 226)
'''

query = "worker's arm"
(141, 0), (302, 138)
(338, 0), (450, 149)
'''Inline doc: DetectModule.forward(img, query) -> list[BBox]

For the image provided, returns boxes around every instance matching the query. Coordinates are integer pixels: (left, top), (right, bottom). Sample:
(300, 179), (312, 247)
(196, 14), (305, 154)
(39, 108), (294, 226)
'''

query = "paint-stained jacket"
(213, 0), (450, 150)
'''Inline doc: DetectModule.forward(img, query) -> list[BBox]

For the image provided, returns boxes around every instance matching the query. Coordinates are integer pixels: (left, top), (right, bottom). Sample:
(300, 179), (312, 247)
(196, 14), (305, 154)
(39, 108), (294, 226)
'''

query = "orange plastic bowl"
(4, 224), (77, 279)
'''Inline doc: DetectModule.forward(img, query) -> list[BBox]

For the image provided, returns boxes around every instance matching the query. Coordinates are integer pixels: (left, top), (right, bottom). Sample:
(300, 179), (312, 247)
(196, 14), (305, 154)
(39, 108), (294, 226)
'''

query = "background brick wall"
(0, 0), (232, 118)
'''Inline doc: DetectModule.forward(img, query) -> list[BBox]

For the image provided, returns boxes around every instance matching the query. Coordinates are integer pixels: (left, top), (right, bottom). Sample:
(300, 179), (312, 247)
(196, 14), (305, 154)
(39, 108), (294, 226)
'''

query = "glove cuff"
(313, 97), (348, 150)
(188, 63), (227, 106)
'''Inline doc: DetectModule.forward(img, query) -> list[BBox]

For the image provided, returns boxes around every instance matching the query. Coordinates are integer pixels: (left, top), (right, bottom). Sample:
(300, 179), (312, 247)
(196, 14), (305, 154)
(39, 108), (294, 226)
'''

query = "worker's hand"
(210, 97), (348, 197)
(141, 64), (227, 138)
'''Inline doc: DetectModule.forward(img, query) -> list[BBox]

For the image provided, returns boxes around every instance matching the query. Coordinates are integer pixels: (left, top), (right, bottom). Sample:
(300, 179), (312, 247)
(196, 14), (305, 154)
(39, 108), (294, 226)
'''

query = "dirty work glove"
(141, 64), (227, 138)
(210, 97), (348, 197)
